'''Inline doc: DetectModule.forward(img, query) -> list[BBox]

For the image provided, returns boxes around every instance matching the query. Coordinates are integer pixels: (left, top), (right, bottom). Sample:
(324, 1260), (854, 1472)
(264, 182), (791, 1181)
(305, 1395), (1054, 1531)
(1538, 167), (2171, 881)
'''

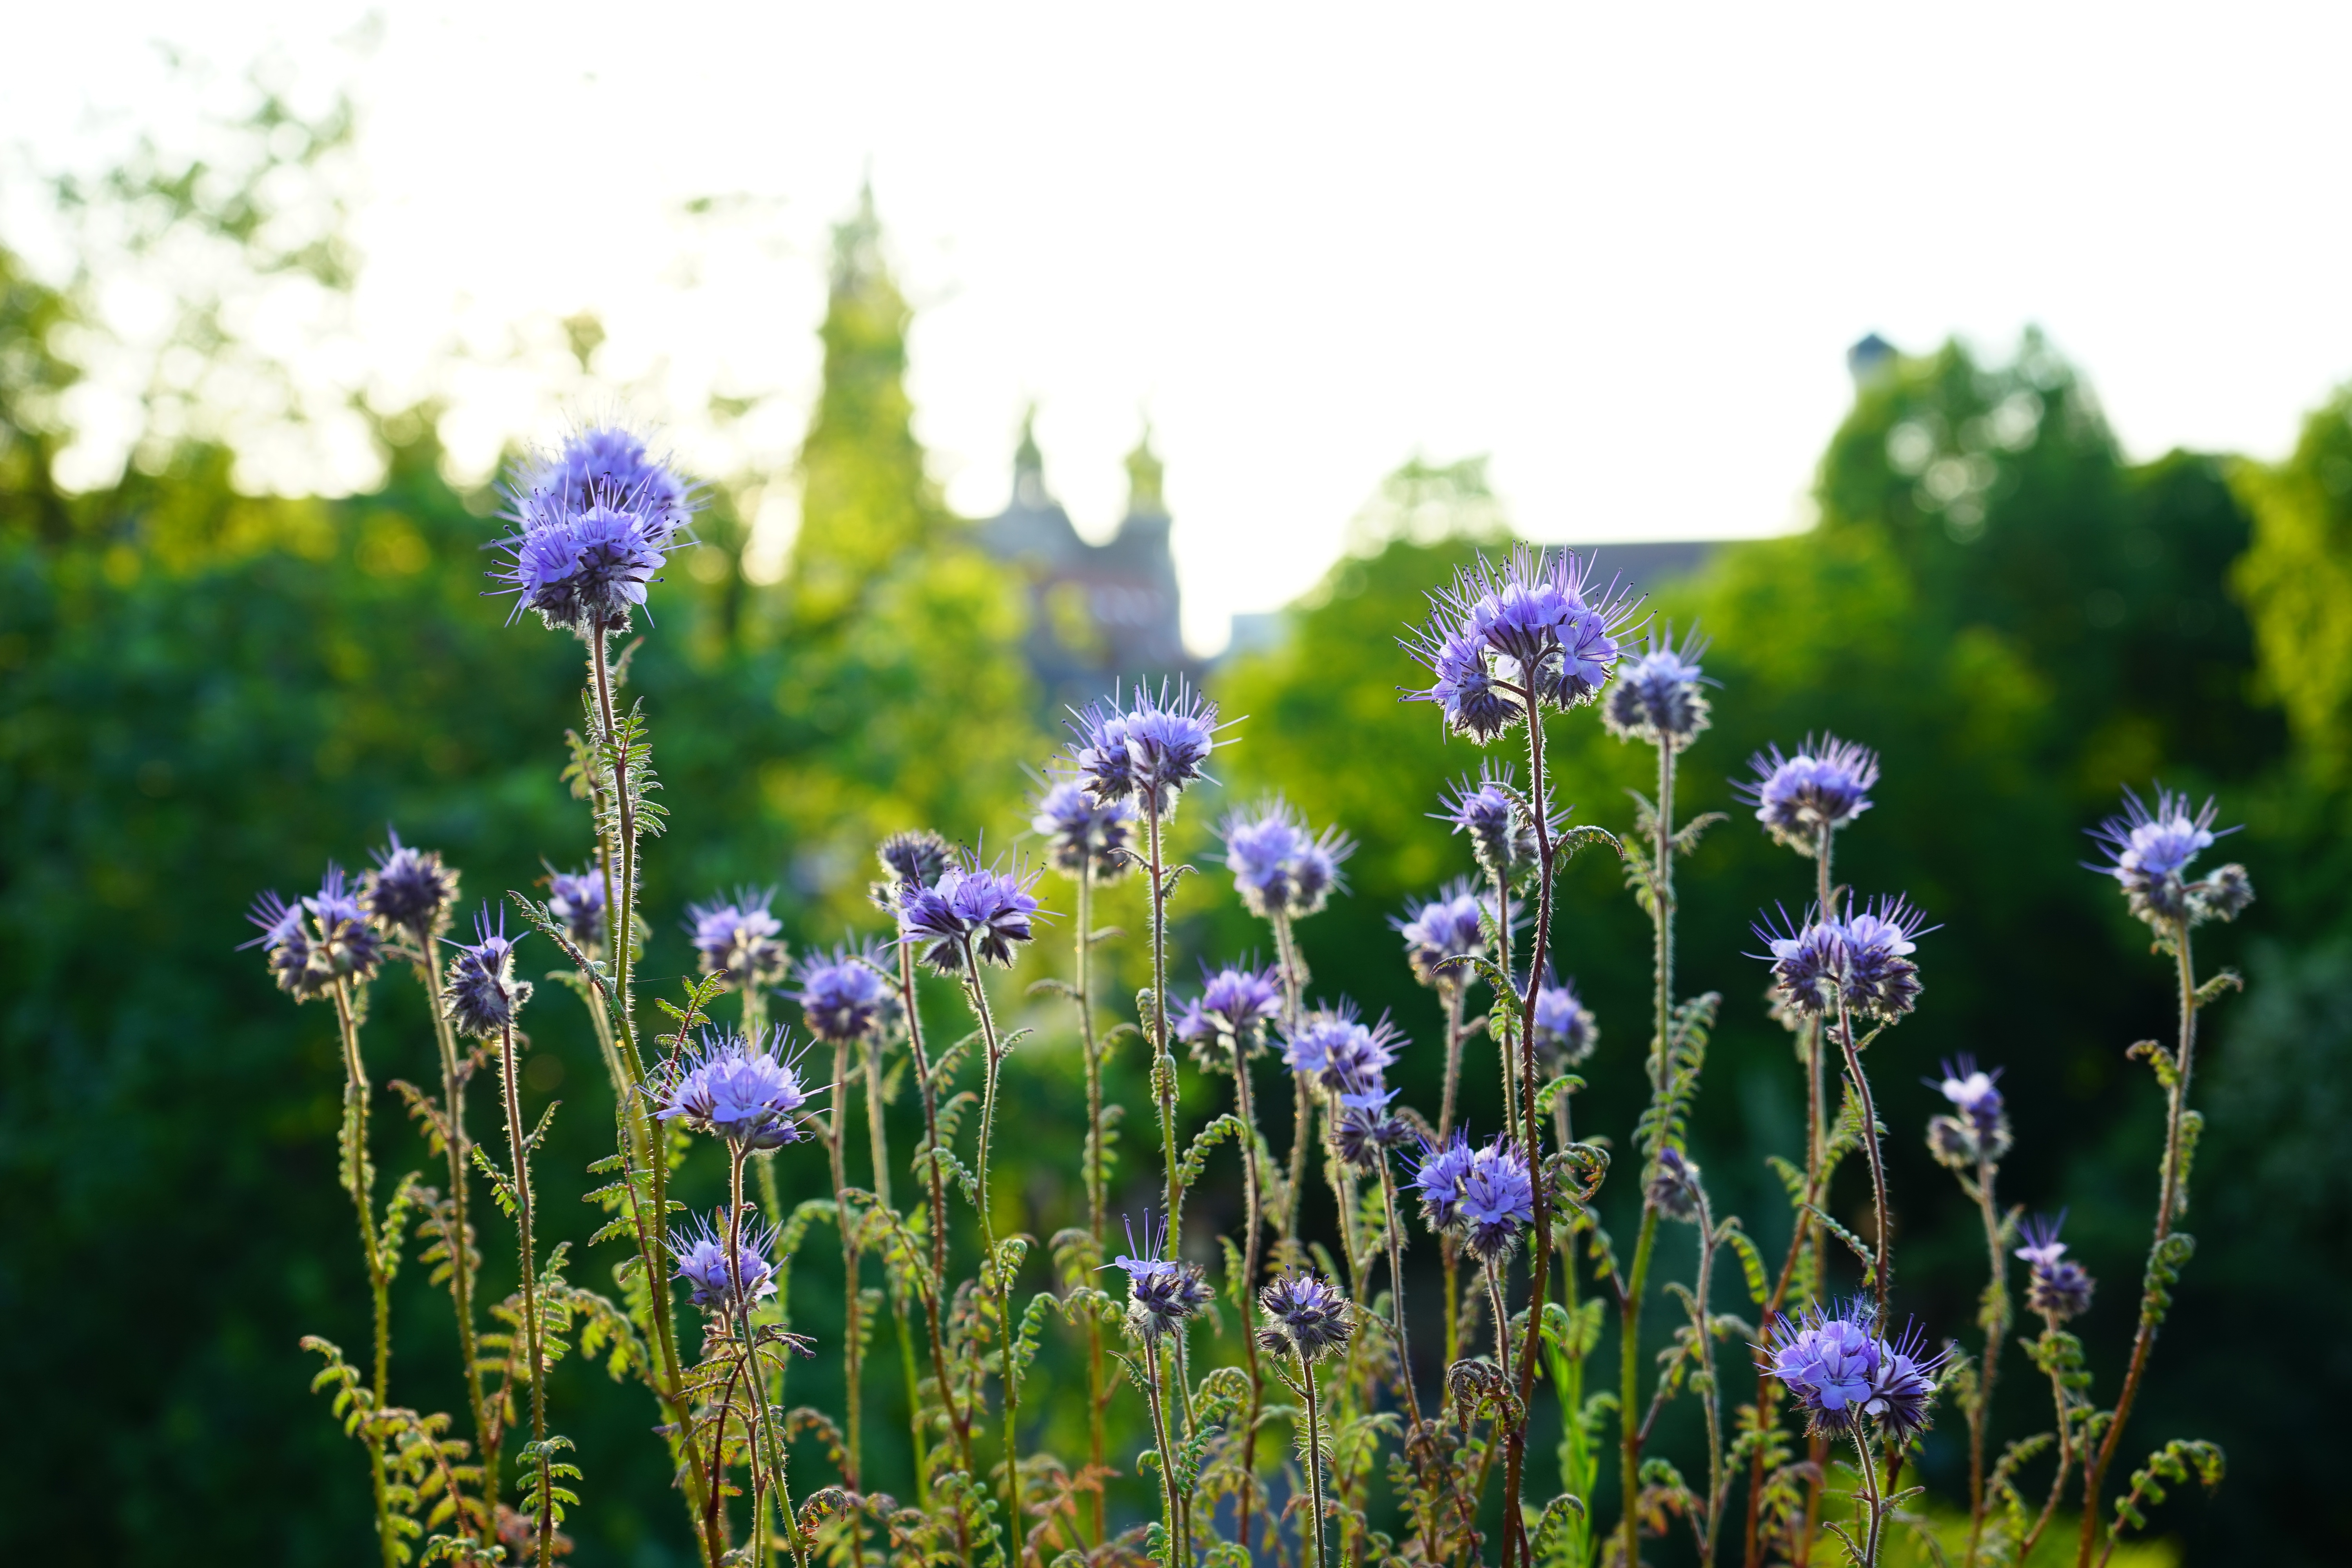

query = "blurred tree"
(2232, 388), (2352, 789)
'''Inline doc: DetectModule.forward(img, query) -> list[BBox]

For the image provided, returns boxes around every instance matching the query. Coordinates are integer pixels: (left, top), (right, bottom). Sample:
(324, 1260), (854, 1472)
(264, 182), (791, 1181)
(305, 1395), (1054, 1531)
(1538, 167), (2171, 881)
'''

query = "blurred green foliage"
(4, 103), (2351, 1567)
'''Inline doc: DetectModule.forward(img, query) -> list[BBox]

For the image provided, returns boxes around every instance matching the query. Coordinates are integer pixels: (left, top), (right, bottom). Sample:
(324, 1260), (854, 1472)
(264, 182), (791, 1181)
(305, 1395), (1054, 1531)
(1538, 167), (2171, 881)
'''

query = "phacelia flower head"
(1757, 1299), (1948, 1441)
(868, 829), (953, 913)
(304, 865), (385, 987)
(360, 829), (461, 939)
(2016, 1213), (2096, 1321)
(1258, 1272), (1354, 1363)
(1393, 878), (1491, 990)
(1647, 1145), (1703, 1222)
(686, 889), (790, 993)
(441, 907), (534, 1039)
(495, 423), (699, 639)
(1330, 1081), (1411, 1171)
(1218, 797), (1355, 921)
(791, 940), (899, 1044)
(2087, 786), (2252, 931)
(1435, 763), (1547, 882)
(1531, 974), (1599, 1069)
(1175, 963), (1284, 1067)
(1403, 545), (1642, 741)
(1067, 679), (1222, 817)
(1410, 1131), (1479, 1232)
(1031, 779), (1137, 882)
(1925, 1054), (2013, 1169)
(671, 1210), (779, 1316)
(655, 1028), (820, 1150)
(1753, 904), (1843, 1018)
(897, 853), (1047, 974)
(1411, 1132), (1534, 1258)
(1281, 1002), (1404, 1090)
(1738, 735), (1880, 855)
(1108, 1211), (1213, 1345)
(244, 888), (327, 1000)
(545, 866), (609, 952)
(1601, 626), (1713, 751)
(1840, 895), (1931, 1020)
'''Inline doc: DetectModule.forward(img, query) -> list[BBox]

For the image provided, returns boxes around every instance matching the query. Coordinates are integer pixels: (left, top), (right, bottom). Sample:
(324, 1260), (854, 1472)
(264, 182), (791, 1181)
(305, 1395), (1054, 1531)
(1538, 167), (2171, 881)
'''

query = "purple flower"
(1867, 1320), (1949, 1446)
(686, 889), (789, 991)
(1031, 779), (1136, 881)
(494, 423), (698, 639)
(1109, 1212), (1212, 1345)
(1925, 1055), (2013, 1168)
(1601, 626), (1713, 750)
(671, 1210), (779, 1316)
(1175, 964), (1284, 1065)
(517, 422), (701, 537)
(1754, 905), (1842, 1018)
(1760, 1302), (1879, 1434)
(1840, 895), (1930, 1020)
(546, 866), (608, 951)
(2016, 1213), (2096, 1321)
(1330, 1082), (1410, 1172)
(1411, 1132), (1535, 1258)
(244, 889), (327, 1001)
(1067, 681), (1221, 817)
(301, 865), (385, 987)
(897, 855), (1047, 973)
(792, 941), (898, 1044)
(1258, 1272), (1354, 1362)
(1531, 974), (1599, 1069)
(2087, 786), (2252, 929)
(869, 829), (953, 913)
(1218, 797), (1355, 921)
(441, 907), (534, 1039)
(360, 829), (461, 939)
(1402, 545), (1640, 741)
(1393, 878), (1491, 989)
(655, 1028), (819, 1149)
(1647, 1145), (1702, 1221)
(1435, 764), (1543, 882)
(1281, 1003), (1403, 1090)
(1737, 735), (1880, 855)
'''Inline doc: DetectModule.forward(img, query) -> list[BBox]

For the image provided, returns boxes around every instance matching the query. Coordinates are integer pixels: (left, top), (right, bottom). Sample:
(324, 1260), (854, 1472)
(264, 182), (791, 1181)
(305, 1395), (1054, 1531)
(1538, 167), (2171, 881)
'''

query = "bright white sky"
(13, 2), (2352, 652)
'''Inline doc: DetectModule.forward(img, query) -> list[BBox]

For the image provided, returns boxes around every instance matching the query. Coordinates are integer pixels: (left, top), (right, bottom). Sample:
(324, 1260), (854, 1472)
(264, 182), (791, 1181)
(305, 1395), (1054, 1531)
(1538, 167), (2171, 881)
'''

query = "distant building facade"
(975, 415), (1198, 716)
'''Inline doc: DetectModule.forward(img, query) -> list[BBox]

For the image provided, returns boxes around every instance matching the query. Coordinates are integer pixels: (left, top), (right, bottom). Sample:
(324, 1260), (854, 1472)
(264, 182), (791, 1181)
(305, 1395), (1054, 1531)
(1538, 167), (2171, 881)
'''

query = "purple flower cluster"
(1281, 1003), (1403, 1091)
(1403, 545), (1639, 742)
(1738, 735), (1880, 856)
(244, 866), (386, 1001)
(1109, 1212), (1213, 1345)
(1754, 895), (1932, 1022)
(1218, 798), (1354, 922)
(2087, 786), (2254, 930)
(686, 889), (790, 991)
(671, 1211), (780, 1316)
(1531, 974), (1599, 1069)
(1174, 964), (1283, 1067)
(1758, 1300), (1947, 1443)
(897, 855), (1046, 973)
(1258, 1272), (1354, 1362)
(494, 425), (698, 638)
(1329, 1082), (1411, 1171)
(792, 941), (898, 1044)
(1925, 1055), (2014, 1169)
(2016, 1214), (2096, 1321)
(546, 866), (609, 951)
(1435, 764), (1547, 883)
(1393, 878), (1490, 990)
(1601, 627), (1713, 750)
(1031, 779), (1137, 882)
(1067, 680), (1221, 818)
(441, 907), (534, 1039)
(654, 1029), (819, 1150)
(360, 830), (461, 939)
(1646, 1145), (1703, 1221)
(1411, 1132), (1537, 1260)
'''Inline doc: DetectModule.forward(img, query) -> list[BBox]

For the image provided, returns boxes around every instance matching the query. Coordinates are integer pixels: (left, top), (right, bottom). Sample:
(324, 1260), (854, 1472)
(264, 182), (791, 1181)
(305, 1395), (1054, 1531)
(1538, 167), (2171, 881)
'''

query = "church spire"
(1122, 419), (1167, 520)
(1013, 402), (1046, 507)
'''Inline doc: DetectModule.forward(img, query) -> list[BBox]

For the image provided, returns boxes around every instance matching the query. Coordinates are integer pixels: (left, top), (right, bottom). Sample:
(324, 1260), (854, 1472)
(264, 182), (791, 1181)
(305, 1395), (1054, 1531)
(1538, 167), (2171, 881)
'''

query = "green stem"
(1302, 1347), (1330, 1568)
(1964, 1155), (2008, 1567)
(417, 937), (498, 1541)
(963, 963), (1024, 1553)
(495, 1019), (552, 1566)
(1145, 801), (1186, 1260)
(1073, 867), (1111, 1546)
(1618, 733), (1677, 1568)
(828, 1034), (866, 1499)
(330, 981), (401, 1568)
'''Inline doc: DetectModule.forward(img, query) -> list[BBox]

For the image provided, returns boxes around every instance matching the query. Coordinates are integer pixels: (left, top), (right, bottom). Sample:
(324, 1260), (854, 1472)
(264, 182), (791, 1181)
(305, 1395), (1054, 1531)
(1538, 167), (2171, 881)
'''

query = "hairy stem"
(1964, 1156), (2008, 1566)
(330, 981), (400, 1568)
(1617, 735), (1677, 1568)
(1834, 1001), (1892, 1322)
(1231, 1022), (1271, 1551)
(2076, 920), (2199, 1568)
(1145, 802), (1186, 1261)
(895, 944), (975, 1489)
(827, 1034), (865, 1495)
(1302, 1348), (1330, 1568)
(496, 1019), (553, 1566)
(962, 963), (1025, 1553)
(1073, 867), (1111, 1545)
(414, 938), (496, 1533)
(1379, 1161), (1423, 1426)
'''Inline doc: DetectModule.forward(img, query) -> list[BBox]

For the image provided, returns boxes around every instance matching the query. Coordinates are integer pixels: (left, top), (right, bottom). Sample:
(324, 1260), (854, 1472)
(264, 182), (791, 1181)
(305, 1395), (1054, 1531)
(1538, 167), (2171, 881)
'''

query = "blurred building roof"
(975, 412), (1195, 716)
